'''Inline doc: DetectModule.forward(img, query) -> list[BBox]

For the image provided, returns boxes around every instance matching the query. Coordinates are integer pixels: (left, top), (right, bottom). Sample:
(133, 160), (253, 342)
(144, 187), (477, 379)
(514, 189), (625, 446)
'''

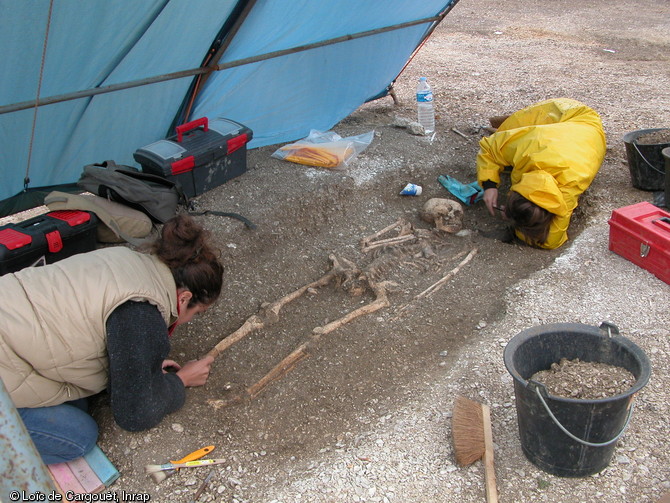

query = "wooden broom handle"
(481, 404), (498, 503)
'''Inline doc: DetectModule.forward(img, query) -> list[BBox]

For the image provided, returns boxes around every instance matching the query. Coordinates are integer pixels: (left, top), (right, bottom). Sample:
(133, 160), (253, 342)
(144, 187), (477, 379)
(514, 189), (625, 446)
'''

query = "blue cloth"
(18, 398), (98, 464)
(438, 175), (484, 205)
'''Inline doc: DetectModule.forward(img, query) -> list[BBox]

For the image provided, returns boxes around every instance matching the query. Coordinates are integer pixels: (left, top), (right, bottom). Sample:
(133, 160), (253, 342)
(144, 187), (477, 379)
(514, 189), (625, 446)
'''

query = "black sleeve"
(106, 301), (186, 431)
(482, 180), (498, 190)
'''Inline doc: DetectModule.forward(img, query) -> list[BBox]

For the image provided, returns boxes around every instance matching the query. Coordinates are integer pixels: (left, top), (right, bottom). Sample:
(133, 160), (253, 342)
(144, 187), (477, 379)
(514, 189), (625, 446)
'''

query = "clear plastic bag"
(272, 130), (374, 169)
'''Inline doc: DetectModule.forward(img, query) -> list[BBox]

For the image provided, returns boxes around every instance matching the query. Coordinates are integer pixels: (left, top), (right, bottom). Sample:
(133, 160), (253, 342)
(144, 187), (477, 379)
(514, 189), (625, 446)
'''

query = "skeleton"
(206, 211), (476, 407)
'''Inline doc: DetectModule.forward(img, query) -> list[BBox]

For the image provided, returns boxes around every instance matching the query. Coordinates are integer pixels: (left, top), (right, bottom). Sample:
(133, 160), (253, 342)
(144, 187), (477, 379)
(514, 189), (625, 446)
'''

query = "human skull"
(420, 198), (464, 233)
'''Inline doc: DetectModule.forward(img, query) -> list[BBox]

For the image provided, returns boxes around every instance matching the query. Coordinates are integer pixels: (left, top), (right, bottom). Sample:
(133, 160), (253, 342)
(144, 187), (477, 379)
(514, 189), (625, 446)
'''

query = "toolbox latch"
(227, 133), (248, 154)
(639, 242), (650, 258)
(46, 231), (63, 253)
(171, 156), (195, 175)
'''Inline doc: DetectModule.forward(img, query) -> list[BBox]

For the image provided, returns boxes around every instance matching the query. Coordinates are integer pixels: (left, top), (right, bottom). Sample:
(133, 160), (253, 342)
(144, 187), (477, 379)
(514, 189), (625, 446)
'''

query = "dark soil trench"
(90, 126), (567, 494)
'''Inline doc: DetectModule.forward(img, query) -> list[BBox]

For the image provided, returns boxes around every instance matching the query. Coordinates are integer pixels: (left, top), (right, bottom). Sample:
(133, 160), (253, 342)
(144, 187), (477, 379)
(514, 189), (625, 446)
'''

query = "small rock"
(171, 423), (184, 433)
(407, 122), (426, 136)
(391, 116), (413, 128)
(616, 454), (631, 464)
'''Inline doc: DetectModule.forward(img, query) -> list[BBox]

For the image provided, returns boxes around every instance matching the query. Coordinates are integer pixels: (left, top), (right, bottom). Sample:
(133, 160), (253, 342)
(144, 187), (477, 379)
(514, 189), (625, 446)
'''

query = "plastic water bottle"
(416, 77), (435, 134)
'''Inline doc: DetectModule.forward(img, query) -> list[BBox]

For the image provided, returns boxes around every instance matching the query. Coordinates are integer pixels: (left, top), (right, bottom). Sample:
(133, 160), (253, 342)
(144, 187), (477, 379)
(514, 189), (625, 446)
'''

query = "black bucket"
(623, 128), (670, 191)
(503, 322), (651, 477)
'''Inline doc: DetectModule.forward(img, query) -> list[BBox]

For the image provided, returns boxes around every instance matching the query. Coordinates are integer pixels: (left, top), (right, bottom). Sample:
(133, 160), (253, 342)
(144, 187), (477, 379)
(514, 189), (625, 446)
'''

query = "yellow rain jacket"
(476, 98), (606, 249)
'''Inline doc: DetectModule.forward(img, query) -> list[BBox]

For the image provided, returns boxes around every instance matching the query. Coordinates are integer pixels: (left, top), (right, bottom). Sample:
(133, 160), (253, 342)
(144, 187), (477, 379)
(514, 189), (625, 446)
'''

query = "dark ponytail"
(150, 215), (224, 306)
(504, 191), (554, 246)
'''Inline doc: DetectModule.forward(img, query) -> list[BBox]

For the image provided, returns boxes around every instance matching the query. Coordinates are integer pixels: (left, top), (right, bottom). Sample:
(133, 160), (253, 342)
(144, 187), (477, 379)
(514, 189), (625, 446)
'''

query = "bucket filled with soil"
(623, 128), (670, 191)
(503, 322), (651, 477)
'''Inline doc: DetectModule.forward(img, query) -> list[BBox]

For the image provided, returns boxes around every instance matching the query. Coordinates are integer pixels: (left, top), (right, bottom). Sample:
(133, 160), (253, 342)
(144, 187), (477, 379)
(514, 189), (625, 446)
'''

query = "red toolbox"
(133, 117), (253, 198)
(0, 210), (98, 275)
(608, 201), (670, 285)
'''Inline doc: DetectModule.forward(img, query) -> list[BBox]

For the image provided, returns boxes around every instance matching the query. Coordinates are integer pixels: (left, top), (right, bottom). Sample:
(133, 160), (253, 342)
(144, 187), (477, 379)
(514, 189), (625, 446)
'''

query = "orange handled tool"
(171, 445), (215, 465)
(151, 445), (216, 484)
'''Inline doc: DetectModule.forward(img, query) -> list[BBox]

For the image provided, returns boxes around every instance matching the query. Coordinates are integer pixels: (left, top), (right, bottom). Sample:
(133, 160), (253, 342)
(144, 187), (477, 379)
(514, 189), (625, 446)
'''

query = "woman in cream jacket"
(0, 215), (223, 463)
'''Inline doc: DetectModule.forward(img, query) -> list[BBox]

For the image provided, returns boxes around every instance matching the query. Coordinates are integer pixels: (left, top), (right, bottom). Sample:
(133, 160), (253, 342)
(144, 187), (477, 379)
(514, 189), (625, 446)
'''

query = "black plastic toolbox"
(133, 117), (253, 198)
(0, 210), (98, 275)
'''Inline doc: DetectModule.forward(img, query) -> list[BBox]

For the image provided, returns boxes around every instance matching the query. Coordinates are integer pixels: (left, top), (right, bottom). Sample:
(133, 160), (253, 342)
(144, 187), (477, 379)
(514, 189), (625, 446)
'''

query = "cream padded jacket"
(0, 247), (177, 408)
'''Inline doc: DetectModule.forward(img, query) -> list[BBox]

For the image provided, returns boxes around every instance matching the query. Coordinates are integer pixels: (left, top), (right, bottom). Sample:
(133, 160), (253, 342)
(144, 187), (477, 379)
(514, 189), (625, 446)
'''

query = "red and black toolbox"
(608, 201), (670, 285)
(0, 210), (98, 275)
(133, 117), (253, 199)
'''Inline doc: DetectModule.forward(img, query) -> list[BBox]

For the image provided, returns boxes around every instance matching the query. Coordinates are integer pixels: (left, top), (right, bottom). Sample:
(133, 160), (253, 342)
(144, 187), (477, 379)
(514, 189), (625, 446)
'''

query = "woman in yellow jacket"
(477, 98), (606, 249)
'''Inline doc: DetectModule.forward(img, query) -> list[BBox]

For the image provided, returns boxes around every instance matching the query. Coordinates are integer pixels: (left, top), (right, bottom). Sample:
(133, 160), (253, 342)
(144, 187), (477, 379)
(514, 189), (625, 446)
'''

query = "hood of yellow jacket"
(510, 170), (569, 217)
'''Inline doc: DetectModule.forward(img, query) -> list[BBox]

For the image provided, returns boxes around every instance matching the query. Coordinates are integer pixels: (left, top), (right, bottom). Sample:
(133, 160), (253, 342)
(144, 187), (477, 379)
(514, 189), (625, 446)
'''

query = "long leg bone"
(247, 343), (311, 398)
(313, 280), (396, 335)
(206, 254), (357, 359)
(210, 278), (395, 408)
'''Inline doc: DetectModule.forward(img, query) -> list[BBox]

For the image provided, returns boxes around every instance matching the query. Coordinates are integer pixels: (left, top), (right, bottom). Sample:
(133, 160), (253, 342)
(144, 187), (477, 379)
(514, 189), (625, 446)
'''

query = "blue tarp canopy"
(0, 0), (458, 210)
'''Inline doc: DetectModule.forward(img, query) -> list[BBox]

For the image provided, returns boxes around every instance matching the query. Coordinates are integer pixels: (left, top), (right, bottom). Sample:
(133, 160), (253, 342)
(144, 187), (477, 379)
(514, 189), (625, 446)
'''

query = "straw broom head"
(452, 395), (486, 466)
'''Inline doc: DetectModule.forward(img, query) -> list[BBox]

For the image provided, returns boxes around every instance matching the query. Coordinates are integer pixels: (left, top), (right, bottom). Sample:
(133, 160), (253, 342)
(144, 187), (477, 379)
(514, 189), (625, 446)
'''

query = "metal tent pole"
(0, 14), (443, 115)
(0, 378), (55, 497)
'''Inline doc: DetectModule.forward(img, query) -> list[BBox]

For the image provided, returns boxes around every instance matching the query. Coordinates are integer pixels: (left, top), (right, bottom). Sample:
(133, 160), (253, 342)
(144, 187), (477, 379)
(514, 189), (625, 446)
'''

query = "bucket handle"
(532, 385), (635, 447)
(599, 321), (619, 337)
(632, 141), (666, 175)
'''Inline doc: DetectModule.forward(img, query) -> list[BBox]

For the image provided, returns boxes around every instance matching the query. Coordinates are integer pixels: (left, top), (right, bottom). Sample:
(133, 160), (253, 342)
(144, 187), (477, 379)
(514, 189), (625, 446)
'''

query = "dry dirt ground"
(82, 0), (669, 501)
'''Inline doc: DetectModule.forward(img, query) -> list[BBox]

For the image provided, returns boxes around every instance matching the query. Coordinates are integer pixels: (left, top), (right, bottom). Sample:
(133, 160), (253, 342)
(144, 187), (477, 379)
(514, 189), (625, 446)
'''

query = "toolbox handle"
(176, 117), (208, 142)
(653, 216), (670, 232)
